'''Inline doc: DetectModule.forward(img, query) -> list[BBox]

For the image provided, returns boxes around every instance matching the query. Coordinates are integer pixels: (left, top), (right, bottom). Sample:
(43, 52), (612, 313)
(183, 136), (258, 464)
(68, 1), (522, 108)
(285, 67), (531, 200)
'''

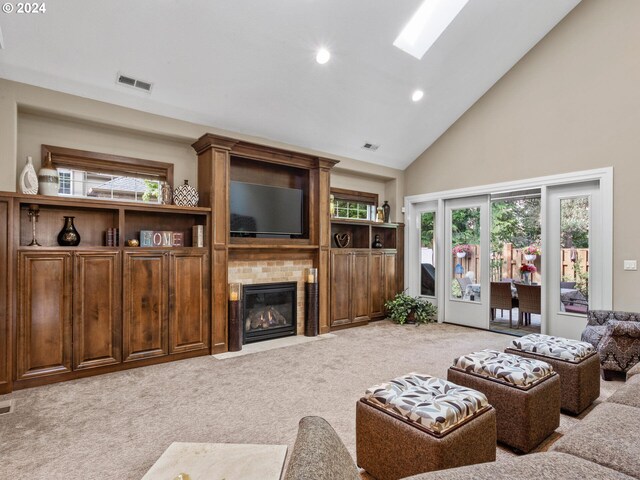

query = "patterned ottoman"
(356, 373), (496, 480)
(447, 350), (560, 453)
(506, 334), (600, 414)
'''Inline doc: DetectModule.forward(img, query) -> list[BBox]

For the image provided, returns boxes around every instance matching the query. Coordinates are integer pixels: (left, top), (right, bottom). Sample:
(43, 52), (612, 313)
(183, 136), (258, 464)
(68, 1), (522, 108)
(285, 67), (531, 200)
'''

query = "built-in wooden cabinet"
(370, 252), (385, 318)
(169, 251), (209, 354)
(73, 251), (121, 370)
(329, 220), (404, 328)
(123, 251), (169, 362)
(330, 251), (370, 326)
(4, 193), (211, 390)
(0, 198), (11, 394)
(17, 251), (73, 380)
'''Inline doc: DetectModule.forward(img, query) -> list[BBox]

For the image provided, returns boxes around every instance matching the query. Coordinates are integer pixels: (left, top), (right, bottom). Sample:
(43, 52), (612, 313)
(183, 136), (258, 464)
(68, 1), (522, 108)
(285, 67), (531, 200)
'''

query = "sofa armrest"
(606, 319), (640, 338)
(284, 416), (360, 480)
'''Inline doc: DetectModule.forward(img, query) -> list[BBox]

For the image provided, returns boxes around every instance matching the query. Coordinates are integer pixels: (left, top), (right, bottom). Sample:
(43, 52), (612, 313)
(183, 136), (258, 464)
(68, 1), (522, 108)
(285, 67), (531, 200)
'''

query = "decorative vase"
(57, 216), (81, 246)
(38, 152), (59, 196)
(382, 200), (391, 223)
(160, 182), (173, 205)
(524, 254), (537, 262)
(19, 156), (39, 195)
(456, 252), (467, 259)
(329, 194), (335, 217)
(372, 234), (383, 249)
(173, 179), (199, 207)
(376, 206), (384, 222)
(522, 272), (531, 285)
(405, 311), (416, 324)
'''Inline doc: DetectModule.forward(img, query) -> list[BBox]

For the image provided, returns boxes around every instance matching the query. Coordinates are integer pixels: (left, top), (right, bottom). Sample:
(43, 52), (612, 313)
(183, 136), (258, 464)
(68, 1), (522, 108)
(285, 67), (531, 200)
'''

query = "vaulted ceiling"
(0, 0), (580, 169)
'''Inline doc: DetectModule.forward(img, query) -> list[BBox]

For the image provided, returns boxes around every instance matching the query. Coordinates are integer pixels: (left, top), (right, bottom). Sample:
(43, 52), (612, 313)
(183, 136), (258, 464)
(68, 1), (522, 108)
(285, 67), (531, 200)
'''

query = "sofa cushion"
(510, 334), (594, 363)
(581, 325), (606, 348)
(364, 373), (489, 435)
(403, 452), (634, 480)
(550, 402), (640, 479)
(283, 416), (359, 480)
(627, 362), (640, 380)
(606, 375), (640, 408)
(452, 349), (553, 388)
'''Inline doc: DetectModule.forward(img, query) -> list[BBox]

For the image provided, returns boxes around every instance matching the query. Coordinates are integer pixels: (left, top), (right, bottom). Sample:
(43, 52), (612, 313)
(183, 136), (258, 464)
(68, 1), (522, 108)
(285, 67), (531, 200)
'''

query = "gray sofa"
(284, 376), (640, 480)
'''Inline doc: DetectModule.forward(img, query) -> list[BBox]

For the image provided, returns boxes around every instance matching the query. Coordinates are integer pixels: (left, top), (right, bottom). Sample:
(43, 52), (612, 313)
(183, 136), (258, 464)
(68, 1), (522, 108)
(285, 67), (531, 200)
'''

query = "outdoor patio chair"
(490, 281), (519, 327)
(515, 284), (541, 328)
(456, 277), (472, 298)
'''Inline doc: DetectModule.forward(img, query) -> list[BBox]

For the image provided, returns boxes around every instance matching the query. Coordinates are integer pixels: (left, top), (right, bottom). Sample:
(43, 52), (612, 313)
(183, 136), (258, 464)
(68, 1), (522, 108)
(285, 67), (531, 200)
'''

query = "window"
(420, 211), (436, 296)
(44, 145), (173, 205)
(58, 169), (72, 195)
(335, 199), (370, 219)
(331, 188), (378, 221)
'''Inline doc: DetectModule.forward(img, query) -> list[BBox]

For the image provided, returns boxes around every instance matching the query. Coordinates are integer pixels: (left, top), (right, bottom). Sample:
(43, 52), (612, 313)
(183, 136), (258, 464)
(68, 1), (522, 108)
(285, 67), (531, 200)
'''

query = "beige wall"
(404, 0), (640, 310)
(0, 78), (404, 214)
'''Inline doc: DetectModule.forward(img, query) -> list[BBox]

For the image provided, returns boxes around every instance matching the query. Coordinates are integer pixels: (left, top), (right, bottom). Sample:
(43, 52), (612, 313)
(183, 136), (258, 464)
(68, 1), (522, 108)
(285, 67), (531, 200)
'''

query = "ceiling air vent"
(362, 142), (380, 152)
(116, 73), (153, 92)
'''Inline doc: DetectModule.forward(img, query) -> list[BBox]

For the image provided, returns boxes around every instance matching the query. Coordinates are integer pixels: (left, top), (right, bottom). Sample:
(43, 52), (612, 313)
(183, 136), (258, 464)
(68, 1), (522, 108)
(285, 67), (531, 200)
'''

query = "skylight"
(393, 0), (469, 60)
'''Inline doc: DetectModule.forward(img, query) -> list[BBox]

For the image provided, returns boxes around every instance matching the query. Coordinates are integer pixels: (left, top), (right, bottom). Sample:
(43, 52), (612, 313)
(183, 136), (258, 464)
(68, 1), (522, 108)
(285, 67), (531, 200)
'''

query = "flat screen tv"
(230, 181), (303, 237)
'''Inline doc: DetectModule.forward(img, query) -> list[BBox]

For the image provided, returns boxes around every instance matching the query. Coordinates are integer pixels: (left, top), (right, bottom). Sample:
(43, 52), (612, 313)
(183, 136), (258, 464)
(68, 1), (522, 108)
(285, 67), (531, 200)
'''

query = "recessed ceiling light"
(412, 90), (424, 102)
(394, 0), (469, 60)
(316, 48), (331, 65)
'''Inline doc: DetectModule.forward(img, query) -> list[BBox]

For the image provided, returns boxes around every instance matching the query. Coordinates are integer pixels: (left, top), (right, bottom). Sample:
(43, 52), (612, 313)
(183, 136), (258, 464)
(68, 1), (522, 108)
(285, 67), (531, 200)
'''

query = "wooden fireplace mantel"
(192, 133), (338, 353)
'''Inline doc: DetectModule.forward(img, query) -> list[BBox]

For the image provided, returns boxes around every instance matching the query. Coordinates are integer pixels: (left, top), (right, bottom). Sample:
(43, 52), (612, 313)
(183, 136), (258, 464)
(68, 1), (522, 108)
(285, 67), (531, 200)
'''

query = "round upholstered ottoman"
(356, 373), (496, 480)
(447, 349), (560, 453)
(505, 333), (600, 414)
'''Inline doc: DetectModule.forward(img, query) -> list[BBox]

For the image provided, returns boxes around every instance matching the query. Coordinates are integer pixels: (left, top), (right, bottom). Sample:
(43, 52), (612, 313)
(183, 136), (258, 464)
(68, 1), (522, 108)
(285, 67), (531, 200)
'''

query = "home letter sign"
(140, 230), (184, 247)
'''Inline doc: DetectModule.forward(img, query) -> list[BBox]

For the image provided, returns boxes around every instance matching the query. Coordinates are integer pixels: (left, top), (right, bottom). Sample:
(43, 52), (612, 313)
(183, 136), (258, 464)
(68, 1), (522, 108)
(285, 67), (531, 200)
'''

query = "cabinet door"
(370, 252), (385, 318)
(169, 252), (209, 354)
(384, 252), (398, 302)
(123, 251), (169, 361)
(17, 252), (73, 379)
(73, 252), (121, 370)
(330, 251), (352, 326)
(352, 252), (371, 323)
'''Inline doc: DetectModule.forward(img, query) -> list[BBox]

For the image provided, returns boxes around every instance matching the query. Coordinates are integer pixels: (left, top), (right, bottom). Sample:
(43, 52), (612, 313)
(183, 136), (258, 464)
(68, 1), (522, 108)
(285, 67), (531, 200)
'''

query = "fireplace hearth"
(243, 282), (297, 343)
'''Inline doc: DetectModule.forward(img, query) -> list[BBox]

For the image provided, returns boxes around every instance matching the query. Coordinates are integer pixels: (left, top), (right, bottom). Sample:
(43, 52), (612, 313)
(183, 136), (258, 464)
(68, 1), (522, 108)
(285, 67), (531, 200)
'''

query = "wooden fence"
(452, 243), (589, 284)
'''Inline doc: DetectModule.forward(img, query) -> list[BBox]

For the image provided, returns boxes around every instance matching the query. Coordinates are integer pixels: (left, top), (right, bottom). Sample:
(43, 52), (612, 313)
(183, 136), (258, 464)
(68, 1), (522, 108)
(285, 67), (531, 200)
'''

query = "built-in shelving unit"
(0, 191), (211, 393)
(330, 219), (404, 329)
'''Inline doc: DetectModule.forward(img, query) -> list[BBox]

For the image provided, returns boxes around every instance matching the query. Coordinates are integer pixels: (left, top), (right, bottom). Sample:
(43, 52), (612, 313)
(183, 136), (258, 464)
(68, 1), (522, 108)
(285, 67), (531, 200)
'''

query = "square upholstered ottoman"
(447, 350), (560, 453)
(506, 333), (600, 414)
(356, 373), (496, 480)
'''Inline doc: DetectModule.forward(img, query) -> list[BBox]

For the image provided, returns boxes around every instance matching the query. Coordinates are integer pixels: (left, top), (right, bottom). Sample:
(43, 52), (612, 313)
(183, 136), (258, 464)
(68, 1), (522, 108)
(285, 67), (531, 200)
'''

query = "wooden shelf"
(4, 192), (211, 214)
(331, 218), (400, 227)
(228, 244), (319, 250)
(17, 246), (120, 252)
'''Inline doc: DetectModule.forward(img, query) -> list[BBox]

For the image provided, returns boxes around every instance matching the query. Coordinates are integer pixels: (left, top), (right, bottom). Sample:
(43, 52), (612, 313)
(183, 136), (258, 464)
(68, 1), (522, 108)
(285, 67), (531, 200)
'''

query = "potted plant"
(519, 264), (537, 285)
(452, 244), (473, 259)
(523, 244), (541, 262)
(384, 292), (437, 325)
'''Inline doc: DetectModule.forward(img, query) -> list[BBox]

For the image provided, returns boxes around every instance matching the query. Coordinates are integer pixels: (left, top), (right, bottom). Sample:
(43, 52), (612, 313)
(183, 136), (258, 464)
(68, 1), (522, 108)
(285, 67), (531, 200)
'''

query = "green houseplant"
(384, 292), (437, 325)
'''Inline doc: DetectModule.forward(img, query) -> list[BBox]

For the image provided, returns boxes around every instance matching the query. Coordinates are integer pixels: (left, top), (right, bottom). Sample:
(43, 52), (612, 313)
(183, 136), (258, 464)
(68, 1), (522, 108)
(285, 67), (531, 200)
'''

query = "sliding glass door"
(545, 181), (602, 340)
(443, 196), (490, 329)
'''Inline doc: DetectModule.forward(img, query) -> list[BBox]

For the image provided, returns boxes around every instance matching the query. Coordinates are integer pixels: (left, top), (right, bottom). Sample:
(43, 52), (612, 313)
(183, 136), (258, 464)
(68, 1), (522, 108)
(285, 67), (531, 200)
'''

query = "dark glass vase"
(382, 201), (391, 223)
(57, 216), (81, 246)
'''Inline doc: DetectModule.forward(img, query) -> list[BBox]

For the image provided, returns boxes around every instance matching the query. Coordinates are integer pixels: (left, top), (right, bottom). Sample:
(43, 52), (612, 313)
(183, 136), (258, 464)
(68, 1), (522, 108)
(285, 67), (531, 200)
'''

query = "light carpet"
(0, 321), (622, 479)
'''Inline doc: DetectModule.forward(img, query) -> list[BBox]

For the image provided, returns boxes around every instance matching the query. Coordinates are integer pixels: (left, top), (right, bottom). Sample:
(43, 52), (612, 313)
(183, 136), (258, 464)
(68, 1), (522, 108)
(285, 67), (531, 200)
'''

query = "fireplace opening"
(243, 282), (297, 343)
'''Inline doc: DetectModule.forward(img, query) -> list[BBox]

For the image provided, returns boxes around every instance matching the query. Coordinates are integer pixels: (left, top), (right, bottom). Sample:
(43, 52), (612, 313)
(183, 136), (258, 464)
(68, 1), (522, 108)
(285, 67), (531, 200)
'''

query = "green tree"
(561, 197), (589, 248)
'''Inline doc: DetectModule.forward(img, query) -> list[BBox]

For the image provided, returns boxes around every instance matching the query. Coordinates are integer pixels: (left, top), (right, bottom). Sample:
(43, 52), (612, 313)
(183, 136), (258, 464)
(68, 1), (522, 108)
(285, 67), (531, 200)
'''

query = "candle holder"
(228, 283), (243, 352)
(27, 204), (41, 246)
(305, 268), (319, 337)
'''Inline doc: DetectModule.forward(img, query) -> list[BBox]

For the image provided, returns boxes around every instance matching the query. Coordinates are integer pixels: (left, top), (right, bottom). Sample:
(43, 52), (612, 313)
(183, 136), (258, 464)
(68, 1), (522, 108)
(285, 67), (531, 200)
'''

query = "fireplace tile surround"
(228, 259), (313, 335)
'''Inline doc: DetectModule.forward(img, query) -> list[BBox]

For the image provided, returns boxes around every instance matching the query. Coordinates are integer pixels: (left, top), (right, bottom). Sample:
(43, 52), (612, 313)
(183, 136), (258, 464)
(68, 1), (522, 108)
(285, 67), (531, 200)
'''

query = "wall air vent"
(116, 73), (153, 92)
(362, 142), (380, 151)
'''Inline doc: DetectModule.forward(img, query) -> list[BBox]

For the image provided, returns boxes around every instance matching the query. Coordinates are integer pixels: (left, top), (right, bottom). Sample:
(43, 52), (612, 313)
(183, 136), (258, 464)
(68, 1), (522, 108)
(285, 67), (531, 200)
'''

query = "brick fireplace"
(228, 259), (313, 336)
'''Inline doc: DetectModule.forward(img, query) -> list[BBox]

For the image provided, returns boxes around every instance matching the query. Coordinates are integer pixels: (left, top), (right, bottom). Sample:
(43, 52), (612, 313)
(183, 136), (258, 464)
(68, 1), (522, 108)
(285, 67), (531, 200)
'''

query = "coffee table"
(142, 442), (288, 480)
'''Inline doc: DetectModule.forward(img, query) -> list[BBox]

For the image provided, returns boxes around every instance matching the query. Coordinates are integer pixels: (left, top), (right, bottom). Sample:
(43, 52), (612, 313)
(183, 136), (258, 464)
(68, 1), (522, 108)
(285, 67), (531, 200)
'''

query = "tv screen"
(230, 181), (303, 236)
